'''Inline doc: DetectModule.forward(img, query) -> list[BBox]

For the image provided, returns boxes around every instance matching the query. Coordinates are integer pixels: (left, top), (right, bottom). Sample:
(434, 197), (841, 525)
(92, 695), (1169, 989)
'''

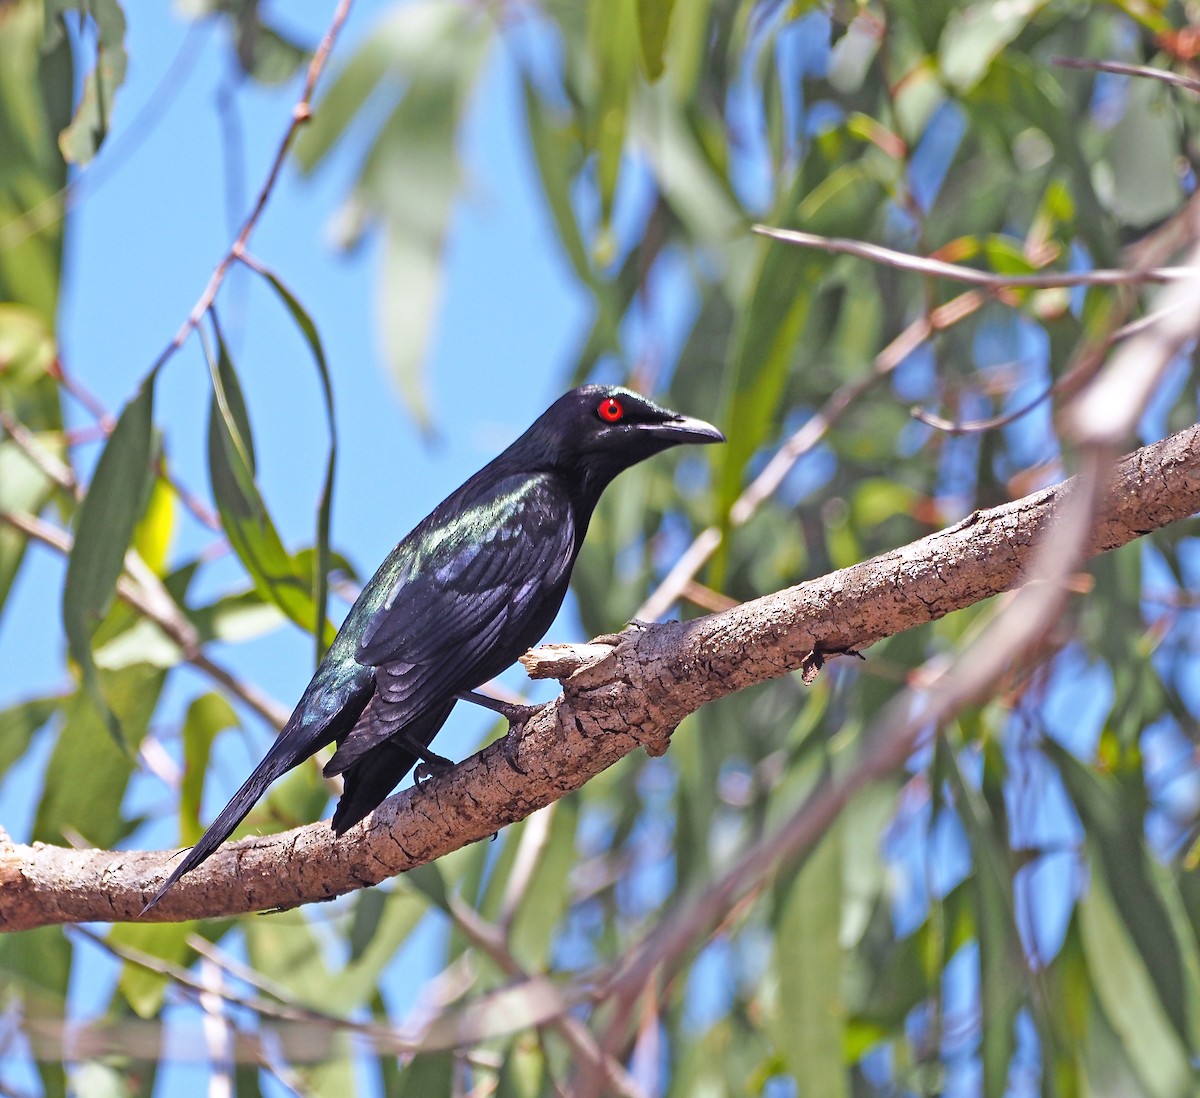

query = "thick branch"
(2, 425), (1198, 930)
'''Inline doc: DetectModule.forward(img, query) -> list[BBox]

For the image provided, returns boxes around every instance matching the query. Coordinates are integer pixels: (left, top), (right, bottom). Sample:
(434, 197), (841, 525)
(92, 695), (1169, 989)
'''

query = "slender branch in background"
(751, 225), (1194, 288)
(1052, 55), (1200, 94)
(636, 289), (984, 621)
(912, 381), (1056, 435)
(446, 894), (647, 1098)
(0, 411), (77, 494)
(70, 926), (563, 1064)
(146, 0), (354, 377)
(0, 509), (289, 729)
(50, 357), (115, 432)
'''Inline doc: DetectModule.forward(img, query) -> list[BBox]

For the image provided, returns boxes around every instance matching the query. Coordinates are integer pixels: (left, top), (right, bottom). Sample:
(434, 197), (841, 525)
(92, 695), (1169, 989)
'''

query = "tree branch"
(2, 424), (1198, 930)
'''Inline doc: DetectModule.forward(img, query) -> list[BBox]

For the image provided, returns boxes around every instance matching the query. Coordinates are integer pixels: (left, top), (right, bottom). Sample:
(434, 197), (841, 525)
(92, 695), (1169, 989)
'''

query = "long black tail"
(140, 754), (294, 914)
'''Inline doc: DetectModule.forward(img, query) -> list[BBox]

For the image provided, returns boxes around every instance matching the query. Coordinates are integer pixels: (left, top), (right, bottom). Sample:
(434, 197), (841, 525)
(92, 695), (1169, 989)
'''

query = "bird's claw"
(413, 753), (455, 784)
(504, 726), (529, 775)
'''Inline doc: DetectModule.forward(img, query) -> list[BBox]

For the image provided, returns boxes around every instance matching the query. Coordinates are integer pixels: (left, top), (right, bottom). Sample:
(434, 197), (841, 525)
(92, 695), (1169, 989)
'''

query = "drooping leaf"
(248, 263), (338, 666)
(774, 820), (848, 1097)
(294, 0), (492, 426)
(180, 693), (239, 845)
(62, 378), (155, 744)
(0, 694), (59, 783)
(33, 663), (165, 849)
(47, 0), (129, 165)
(204, 325), (335, 650)
(637, 0), (676, 81)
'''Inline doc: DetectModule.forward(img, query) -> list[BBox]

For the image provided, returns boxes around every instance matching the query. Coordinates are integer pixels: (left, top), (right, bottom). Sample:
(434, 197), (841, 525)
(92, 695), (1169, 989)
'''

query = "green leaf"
(34, 663), (164, 849)
(0, 437), (58, 621)
(204, 326), (335, 649)
(1079, 869), (1192, 1098)
(521, 76), (595, 290)
(396, 1053), (454, 1097)
(50, 0), (128, 165)
(248, 263), (338, 665)
(1047, 741), (1190, 1049)
(295, 0), (492, 426)
(588, 0), (638, 236)
(0, 925), (72, 1010)
(293, 0), (470, 174)
(637, 0), (675, 81)
(718, 163), (884, 530)
(0, 695), (58, 781)
(1106, 79), (1184, 229)
(108, 921), (198, 1018)
(62, 378), (155, 744)
(406, 863), (451, 914)
(181, 693), (239, 845)
(176, 0), (310, 85)
(774, 821), (848, 1097)
(938, 0), (1050, 93)
(0, 302), (56, 385)
(0, 2), (70, 324)
(509, 801), (580, 969)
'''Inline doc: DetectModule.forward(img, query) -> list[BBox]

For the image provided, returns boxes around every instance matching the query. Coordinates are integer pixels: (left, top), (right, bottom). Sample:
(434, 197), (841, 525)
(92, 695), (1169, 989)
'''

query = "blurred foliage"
(4, 0), (1200, 1095)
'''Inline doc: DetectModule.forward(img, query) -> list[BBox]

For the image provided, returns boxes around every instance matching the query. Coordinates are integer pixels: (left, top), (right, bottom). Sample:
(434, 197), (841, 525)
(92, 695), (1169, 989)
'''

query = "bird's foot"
(399, 733), (455, 784)
(413, 755), (455, 784)
(503, 728), (529, 776)
(457, 691), (552, 776)
(457, 690), (545, 727)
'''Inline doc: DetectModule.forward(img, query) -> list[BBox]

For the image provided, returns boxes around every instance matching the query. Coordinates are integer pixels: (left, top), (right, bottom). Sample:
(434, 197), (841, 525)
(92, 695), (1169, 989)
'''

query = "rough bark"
(2, 424), (1197, 931)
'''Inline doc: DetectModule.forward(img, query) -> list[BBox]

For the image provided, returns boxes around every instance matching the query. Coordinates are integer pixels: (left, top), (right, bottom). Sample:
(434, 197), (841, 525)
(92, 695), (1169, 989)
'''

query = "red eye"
(597, 397), (624, 423)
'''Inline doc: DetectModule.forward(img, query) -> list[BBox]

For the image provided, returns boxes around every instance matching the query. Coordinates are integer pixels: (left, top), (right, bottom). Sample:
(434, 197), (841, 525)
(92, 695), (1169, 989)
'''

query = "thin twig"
(752, 225), (1192, 288)
(146, 0), (354, 378)
(0, 411), (76, 494)
(1052, 55), (1200, 95)
(0, 508), (289, 728)
(446, 894), (648, 1098)
(912, 381), (1056, 436)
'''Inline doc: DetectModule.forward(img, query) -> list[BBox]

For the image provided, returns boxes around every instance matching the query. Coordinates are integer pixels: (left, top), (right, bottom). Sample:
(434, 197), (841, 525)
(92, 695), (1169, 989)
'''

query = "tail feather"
(141, 672), (373, 915)
(141, 762), (284, 914)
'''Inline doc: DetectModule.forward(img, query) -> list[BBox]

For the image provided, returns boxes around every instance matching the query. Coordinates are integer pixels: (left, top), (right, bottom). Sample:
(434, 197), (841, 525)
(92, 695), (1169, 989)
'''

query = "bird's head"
(519, 385), (724, 498)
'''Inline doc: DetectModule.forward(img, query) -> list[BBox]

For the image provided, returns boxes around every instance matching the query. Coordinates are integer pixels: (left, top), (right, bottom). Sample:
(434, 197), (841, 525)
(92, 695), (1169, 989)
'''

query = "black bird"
(144, 385), (723, 911)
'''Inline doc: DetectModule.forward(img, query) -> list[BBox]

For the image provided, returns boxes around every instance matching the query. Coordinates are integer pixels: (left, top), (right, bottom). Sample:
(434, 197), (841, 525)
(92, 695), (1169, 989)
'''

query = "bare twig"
(912, 381), (1056, 435)
(752, 225), (1193, 288)
(1052, 55), (1200, 95)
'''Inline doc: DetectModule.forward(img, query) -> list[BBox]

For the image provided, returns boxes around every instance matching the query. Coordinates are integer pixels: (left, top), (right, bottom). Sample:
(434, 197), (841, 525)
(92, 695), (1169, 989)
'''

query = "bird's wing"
(330, 475), (576, 769)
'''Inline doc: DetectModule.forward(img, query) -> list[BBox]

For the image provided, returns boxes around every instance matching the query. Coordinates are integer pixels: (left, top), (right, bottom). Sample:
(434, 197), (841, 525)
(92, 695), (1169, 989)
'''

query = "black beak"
(637, 414), (725, 445)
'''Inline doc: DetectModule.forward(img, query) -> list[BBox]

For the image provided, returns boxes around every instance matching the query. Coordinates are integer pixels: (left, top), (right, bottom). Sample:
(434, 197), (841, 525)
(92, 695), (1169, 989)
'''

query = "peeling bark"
(2, 424), (1198, 930)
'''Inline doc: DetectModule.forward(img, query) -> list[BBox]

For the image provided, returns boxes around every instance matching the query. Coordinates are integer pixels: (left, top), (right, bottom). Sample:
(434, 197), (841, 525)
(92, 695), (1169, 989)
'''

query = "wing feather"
(333, 474), (576, 766)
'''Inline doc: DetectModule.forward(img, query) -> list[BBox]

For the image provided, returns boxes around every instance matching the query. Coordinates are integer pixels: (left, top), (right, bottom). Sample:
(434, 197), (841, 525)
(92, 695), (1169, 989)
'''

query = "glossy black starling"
(144, 385), (723, 910)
